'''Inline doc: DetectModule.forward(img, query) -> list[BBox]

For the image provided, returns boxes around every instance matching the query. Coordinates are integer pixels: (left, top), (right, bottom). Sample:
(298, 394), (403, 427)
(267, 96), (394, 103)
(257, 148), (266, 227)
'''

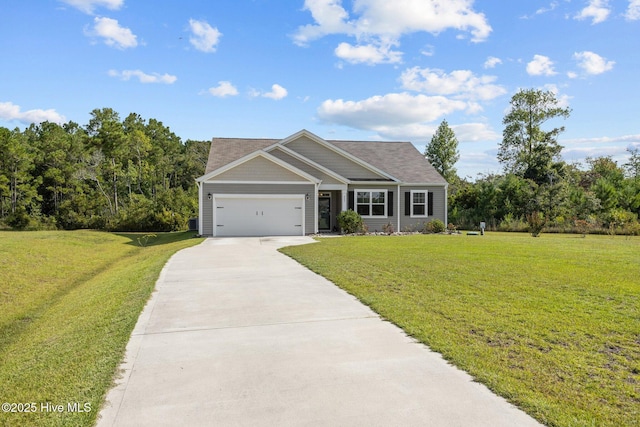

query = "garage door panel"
(214, 196), (304, 237)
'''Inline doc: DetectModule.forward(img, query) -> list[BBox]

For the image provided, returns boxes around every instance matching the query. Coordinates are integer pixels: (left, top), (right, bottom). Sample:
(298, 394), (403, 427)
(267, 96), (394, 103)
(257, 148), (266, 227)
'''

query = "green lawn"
(0, 230), (202, 427)
(280, 233), (640, 427)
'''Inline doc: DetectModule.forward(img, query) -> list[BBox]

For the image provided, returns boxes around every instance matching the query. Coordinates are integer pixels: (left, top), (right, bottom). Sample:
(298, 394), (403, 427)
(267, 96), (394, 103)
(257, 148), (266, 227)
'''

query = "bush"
(6, 208), (30, 230)
(382, 222), (395, 234)
(425, 219), (446, 233)
(526, 211), (546, 237)
(337, 209), (364, 234)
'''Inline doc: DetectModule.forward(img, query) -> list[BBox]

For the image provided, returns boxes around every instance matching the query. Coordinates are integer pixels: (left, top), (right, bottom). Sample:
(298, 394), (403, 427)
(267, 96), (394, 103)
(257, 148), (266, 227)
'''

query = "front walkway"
(97, 236), (541, 426)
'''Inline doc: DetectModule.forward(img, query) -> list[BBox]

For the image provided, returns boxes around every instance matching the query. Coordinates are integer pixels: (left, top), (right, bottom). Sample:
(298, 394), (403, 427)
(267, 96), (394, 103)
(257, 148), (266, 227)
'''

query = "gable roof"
(331, 140), (447, 184)
(198, 150), (320, 184)
(204, 138), (276, 174)
(202, 130), (447, 185)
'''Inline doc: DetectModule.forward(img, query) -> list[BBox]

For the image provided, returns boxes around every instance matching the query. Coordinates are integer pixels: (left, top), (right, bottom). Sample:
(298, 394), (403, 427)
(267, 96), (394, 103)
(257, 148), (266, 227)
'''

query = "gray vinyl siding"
(347, 185), (397, 233)
(399, 186), (447, 231)
(286, 135), (386, 181)
(269, 149), (343, 185)
(214, 156), (309, 182)
(201, 182), (315, 236)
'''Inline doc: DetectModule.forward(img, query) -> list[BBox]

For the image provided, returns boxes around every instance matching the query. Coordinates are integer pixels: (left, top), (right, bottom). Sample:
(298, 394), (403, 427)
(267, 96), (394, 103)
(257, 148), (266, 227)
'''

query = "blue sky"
(1, 0), (639, 179)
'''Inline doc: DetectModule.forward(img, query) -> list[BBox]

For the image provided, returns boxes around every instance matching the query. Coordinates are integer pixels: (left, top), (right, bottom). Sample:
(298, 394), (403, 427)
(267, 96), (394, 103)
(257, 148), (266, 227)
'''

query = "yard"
(0, 230), (202, 427)
(280, 233), (640, 427)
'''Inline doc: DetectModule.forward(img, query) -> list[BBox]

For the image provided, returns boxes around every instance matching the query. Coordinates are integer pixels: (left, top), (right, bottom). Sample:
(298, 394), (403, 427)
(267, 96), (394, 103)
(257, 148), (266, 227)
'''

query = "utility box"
(480, 221), (486, 235)
(188, 218), (199, 232)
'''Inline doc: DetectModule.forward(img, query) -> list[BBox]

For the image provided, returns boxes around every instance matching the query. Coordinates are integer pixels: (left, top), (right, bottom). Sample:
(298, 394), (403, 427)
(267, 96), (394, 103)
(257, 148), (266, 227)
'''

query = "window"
(355, 190), (387, 217)
(412, 191), (427, 217)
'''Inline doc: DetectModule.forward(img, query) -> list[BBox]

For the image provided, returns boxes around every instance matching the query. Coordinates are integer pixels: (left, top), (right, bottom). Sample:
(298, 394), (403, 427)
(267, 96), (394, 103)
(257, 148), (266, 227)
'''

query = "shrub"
(6, 208), (30, 230)
(526, 211), (546, 237)
(382, 222), (395, 234)
(337, 209), (364, 234)
(425, 219), (446, 233)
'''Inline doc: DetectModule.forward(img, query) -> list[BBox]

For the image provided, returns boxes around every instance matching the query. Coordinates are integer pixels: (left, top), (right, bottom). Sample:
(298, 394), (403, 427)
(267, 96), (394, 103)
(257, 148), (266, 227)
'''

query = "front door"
(318, 194), (331, 231)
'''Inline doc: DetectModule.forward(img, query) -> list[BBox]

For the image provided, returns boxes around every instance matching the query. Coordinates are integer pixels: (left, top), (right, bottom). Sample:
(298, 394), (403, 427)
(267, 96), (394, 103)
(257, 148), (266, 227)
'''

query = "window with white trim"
(411, 190), (428, 217)
(355, 189), (387, 217)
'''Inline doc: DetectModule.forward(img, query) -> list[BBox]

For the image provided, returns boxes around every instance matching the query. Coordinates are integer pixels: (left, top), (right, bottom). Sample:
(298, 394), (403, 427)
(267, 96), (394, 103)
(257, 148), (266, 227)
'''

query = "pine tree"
(424, 119), (459, 182)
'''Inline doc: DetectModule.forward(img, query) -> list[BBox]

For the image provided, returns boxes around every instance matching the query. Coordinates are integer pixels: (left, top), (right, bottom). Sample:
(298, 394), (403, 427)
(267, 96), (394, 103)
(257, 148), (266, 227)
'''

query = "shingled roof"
(205, 138), (276, 174)
(330, 140), (447, 184)
(204, 135), (447, 185)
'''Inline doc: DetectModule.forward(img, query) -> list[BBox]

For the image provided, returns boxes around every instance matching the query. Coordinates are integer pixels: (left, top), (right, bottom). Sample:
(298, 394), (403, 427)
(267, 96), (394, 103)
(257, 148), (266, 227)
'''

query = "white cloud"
(400, 67), (507, 101)
(627, 0), (640, 20)
(420, 44), (435, 57)
(0, 101), (66, 125)
(526, 54), (556, 76)
(317, 92), (468, 135)
(335, 42), (402, 65)
(483, 56), (502, 69)
(574, 0), (610, 24)
(188, 19), (222, 53)
(59, 0), (123, 14)
(573, 51), (614, 75)
(250, 84), (288, 100)
(88, 17), (137, 49)
(452, 123), (500, 142)
(293, 0), (492, 63)
(520, 2), (559, 19)
(207, 81), (238, 97)
(562, 134), (640, 145)
(108, 69), (177, 84)
(263, 84), (288, 100)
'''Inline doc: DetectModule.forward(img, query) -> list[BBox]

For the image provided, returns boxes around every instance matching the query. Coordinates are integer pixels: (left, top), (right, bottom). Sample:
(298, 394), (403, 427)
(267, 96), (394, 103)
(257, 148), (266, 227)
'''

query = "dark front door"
(318, 196), (331, 231)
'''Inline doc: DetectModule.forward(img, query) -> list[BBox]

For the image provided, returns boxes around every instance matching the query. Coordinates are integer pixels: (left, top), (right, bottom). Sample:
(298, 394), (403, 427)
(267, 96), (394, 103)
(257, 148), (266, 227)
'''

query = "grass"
(280, 232), (640, 427)
(0, 230), (202, 427)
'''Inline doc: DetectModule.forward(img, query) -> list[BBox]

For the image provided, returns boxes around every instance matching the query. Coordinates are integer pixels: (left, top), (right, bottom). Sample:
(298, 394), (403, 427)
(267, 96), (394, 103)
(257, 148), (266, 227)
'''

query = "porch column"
(340, 187), (348, 212)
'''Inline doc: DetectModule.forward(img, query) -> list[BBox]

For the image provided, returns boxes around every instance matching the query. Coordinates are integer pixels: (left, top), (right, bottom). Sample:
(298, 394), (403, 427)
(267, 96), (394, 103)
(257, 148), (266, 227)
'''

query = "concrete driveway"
(97, 236), (542, 427)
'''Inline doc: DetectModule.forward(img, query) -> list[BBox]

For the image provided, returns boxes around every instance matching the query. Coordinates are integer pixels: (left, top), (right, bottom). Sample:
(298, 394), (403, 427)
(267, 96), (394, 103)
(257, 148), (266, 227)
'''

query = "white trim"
(349, 181), (397, 186)
(266, 144), (350, 184)
(198, 181), (203, 235)
(208, 180), (313, 185)
(197, 150), (320, 184)
(212, 194), (305, 199)
(402, 182), (447, 187)
(354, 188), (388, 219)
(397, 184), (401, 232)
(212, 194), (305, 237)
(319, 183), (348, 191)
(279, 129), (400, 182)
(410, 190), (428, 218)
(444, 185), (448, 226)
(314, 183), (319, 234)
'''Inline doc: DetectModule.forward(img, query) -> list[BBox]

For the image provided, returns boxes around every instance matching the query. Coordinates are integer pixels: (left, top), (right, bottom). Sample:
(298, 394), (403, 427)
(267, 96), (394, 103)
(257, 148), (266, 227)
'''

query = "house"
(196, 129), (448, 236)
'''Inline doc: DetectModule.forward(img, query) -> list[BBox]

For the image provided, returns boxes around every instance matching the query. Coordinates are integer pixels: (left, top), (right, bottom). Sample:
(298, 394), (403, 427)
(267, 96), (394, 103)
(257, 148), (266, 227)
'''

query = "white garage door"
(214, 196), (305, 236)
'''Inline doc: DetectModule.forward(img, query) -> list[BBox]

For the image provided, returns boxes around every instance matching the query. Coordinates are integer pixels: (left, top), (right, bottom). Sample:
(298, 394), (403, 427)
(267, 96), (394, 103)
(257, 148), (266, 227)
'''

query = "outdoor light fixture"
(207, 193), (212, 200)
(305, 193), (310, 200)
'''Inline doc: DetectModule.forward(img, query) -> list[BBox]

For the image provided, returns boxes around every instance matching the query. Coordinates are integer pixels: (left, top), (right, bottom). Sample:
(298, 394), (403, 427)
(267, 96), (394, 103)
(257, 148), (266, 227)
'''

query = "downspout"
(444, 184), (448, 226)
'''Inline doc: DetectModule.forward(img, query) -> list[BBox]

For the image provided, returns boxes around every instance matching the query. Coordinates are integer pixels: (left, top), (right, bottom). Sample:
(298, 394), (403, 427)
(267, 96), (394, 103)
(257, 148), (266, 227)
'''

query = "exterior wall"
(286, 136), (385, 180)
(347, 184), (398, 233)
(269, 149), (343, 185)
(201, 182), (315, 235)
(214, 156), (309, 182)
(399, 185), (447, 231)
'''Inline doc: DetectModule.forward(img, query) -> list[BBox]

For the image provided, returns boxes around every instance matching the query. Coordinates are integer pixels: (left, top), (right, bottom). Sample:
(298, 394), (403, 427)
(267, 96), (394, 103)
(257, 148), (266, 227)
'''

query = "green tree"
(624, 147), (640, 179)
(499, 89), (571, 184)
(424, 119), (459, 182)
(0, 128), (40, 220)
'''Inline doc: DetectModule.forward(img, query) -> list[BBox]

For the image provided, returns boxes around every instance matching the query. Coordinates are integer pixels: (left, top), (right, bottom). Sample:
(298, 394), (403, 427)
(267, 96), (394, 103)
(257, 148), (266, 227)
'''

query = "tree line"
(426, 89), (640, 236)
(0, 108), (210, 231)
